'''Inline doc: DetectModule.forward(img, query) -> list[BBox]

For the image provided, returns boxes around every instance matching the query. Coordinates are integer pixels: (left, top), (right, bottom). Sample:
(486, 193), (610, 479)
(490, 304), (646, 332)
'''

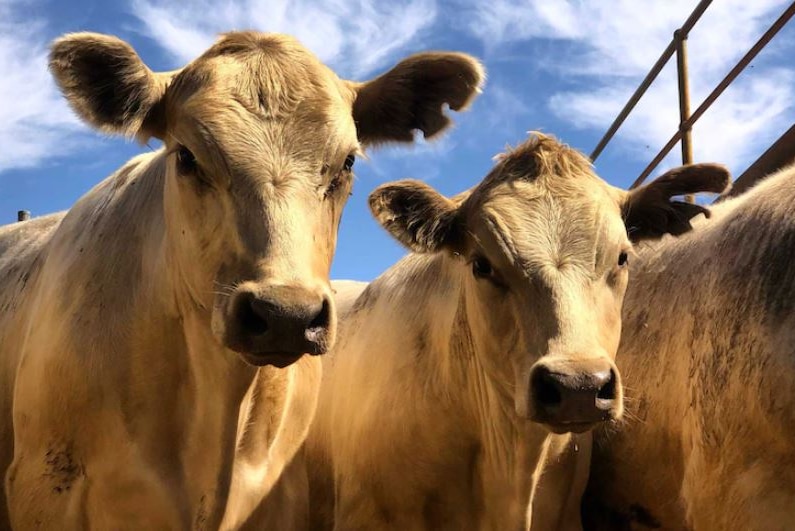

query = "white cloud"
(465, 0), (794, 174)
(130, 0), (437, 78)
(464, 0), (583, 47)
(0, 0), (84, 172)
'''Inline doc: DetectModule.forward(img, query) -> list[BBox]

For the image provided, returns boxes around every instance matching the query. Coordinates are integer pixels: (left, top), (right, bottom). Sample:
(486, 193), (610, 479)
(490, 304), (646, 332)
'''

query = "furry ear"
(623, 163), (731, 241)
(351, 52), (485, 147)
(369, 180), (462, 253)
(49, 32), (173, 140)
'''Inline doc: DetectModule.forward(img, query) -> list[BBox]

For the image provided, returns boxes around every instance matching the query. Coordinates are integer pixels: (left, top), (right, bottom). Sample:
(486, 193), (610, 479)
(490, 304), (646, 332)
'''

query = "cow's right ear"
(49, 32), (173, 141)
(369, 180), (461, 254)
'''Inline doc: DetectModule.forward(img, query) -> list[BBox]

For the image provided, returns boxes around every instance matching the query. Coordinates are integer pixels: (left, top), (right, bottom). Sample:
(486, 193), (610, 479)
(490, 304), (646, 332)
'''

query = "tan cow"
(0, 31), (484, 529)
(578, 163), (795, 531)
(305, 133), (730, 530)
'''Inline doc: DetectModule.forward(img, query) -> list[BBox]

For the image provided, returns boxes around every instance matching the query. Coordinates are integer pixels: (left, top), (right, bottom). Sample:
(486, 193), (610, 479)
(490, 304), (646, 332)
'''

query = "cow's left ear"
(622, 163), (731, 242)
(369, 180), (462, 254)
(350, 52), (485, 147)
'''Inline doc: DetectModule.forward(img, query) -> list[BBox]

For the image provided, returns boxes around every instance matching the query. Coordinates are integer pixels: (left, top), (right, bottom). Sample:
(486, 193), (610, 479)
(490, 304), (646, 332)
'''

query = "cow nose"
(530, 359), (620, 433)
(227, 286), (333, 366)
(243, 295), (330, 339)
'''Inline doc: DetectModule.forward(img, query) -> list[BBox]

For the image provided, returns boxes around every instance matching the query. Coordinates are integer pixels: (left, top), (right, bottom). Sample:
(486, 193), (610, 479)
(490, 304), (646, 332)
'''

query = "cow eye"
(343, 154), (355, 172)
(176, 145), (197, 174)
(471, 256), (493, 279)
(618, 251), (629, 267)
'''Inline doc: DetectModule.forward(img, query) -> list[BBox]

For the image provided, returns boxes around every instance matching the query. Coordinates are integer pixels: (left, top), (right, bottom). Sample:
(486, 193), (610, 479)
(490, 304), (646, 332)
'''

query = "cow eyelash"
(324, 154), (356, 198)
(325, 175), (343, 197)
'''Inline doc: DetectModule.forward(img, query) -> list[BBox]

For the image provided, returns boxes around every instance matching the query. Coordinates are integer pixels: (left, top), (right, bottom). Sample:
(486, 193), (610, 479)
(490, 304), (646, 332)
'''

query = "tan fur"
(580, 163), (795, 531)
(304, 134), (729, 530)
(0, 31), (483, 529)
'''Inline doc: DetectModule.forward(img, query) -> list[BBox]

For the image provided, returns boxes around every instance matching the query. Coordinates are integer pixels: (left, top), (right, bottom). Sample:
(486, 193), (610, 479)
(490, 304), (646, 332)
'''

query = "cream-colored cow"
(580, 163), (795, 531)
(305, 133), (730, 530)
(0, 31), (484, 529)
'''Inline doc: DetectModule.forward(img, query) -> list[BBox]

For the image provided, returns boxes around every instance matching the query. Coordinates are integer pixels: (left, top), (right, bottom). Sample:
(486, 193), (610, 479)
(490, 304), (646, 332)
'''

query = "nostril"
(308, 298), (331, 331)
(239, 295), (269, 336)
(596, 368), (617, 402)
(533, 370), (562, 408)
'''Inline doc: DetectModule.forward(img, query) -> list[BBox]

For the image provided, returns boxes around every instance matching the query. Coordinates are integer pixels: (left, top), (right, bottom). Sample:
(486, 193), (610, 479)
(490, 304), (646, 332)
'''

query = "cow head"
(49, 31), (483, 368)
(370, 133), (729, 432)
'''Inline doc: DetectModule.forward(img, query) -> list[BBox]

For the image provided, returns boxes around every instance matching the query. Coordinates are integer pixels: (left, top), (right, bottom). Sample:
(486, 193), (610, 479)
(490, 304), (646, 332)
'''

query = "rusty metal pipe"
(675, 30), (693, 166)
(675, 29), (694, 202)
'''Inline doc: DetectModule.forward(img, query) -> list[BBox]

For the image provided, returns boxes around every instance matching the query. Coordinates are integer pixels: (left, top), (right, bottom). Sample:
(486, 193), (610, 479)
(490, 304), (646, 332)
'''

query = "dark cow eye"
(176, 145), (197, 174)
(471, 256), (493, 279)
(343, 154), (355, 172)
(618, 251), (629, 267)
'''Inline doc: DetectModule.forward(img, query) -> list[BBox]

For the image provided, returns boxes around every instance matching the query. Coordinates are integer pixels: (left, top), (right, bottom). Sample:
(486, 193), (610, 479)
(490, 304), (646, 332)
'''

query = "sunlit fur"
(0, 32), (483, 530)
(304, 134), (729, 530)
(580, 163), (795, 531)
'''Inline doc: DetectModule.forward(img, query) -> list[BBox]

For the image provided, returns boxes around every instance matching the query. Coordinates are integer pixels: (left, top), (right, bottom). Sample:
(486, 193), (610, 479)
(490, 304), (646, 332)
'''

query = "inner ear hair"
(49, 32), (169, 139)
(369, 180), (461, 254)
(623, 163), (731, 242)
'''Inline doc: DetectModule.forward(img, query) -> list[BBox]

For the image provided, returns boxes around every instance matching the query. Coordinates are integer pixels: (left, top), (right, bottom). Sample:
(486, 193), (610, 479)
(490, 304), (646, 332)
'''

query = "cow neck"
(445, 264), (548, 527)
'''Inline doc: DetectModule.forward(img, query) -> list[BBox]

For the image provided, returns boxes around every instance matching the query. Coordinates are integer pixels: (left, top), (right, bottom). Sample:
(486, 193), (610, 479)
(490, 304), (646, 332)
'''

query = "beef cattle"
(0, 31), (484, 529)
(581, 163), (795, 531)
(305, 133), (730, 530)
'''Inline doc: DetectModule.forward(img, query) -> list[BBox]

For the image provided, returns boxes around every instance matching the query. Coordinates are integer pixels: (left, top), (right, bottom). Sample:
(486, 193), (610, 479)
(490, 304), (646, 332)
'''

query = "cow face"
(370, 133), (729, 432)
(49, 32), (483, 368)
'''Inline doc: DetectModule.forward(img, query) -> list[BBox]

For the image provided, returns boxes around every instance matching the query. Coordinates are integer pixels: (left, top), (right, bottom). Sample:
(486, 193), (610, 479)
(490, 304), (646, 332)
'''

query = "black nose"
(530, 361), (619, 432)
(226, 286), (332, 363)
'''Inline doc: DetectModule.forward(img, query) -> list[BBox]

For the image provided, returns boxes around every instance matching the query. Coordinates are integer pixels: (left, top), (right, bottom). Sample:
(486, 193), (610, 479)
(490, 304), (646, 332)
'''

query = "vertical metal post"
(17, 210), (31, 222)
(675, 29), (695, 202)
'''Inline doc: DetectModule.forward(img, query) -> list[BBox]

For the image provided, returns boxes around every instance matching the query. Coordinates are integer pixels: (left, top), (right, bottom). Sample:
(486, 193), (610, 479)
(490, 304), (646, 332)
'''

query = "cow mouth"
(238, 351), (307, 368)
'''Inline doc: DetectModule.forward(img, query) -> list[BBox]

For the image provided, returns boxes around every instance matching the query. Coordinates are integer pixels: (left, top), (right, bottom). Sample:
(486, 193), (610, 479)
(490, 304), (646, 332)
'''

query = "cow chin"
(237, 350), (308, 368)
(539, 419), (604, 435)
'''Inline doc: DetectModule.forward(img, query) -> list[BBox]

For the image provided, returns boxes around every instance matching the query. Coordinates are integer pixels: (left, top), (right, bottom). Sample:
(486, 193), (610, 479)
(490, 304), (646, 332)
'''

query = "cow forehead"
(167, 33), (354, 129)
(162, 36), (359, 180)
(470, 182), (627, 275)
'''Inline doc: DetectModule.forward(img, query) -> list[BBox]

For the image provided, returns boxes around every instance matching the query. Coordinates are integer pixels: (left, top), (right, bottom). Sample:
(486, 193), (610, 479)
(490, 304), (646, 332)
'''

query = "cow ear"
(369, 180), (462, 254)
(623, 163), (731, 242)
(49, 32), (173, 141)
(351, 52), (485, 147)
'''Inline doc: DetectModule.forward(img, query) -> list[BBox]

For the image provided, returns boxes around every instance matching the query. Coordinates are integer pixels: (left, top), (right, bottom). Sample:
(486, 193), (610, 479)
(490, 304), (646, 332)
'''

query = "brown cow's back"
(584, 164), (795, 530)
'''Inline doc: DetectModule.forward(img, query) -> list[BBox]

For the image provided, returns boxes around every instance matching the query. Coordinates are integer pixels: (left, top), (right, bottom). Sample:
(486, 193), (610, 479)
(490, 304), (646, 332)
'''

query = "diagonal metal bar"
(631, 0), (795, 188)
(589, 0), (713, 162)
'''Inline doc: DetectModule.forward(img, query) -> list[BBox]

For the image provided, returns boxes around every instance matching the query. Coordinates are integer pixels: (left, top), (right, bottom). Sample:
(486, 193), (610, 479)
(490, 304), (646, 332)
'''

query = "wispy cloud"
(130, 0), (437, 78)
(0, 0), (84, 172)
(463, 0), (794, 173)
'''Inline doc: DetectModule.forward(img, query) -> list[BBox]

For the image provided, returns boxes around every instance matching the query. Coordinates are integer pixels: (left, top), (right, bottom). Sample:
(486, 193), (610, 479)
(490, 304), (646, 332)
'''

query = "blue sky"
(1, 0), (793, 280)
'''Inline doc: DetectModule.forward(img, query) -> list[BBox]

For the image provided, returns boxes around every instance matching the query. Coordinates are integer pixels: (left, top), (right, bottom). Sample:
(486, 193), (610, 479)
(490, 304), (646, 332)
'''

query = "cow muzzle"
(529, 357), (622, 433)
(223, 283), (334, 367)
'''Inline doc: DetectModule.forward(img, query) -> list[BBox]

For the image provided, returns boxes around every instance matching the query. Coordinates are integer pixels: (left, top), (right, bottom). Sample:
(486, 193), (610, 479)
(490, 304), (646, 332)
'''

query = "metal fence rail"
(590, 0), (795, 191)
